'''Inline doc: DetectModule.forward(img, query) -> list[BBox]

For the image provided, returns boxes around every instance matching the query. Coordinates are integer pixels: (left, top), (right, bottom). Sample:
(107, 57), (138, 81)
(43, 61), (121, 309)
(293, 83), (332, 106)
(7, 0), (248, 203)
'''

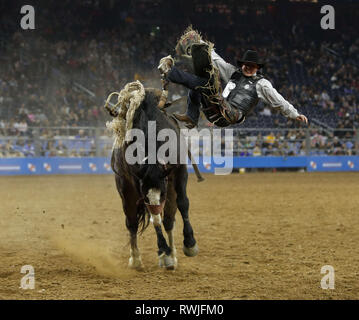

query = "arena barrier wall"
(0, 156), (358, 176)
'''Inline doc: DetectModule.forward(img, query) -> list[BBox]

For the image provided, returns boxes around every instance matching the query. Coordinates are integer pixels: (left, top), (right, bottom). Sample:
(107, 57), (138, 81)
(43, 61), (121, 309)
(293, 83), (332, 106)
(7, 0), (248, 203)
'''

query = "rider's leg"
(186, 89), (201, 124)
(173, 89), (202, 127)
(167, 66), (207, 127)
(167, 66), (208, 90)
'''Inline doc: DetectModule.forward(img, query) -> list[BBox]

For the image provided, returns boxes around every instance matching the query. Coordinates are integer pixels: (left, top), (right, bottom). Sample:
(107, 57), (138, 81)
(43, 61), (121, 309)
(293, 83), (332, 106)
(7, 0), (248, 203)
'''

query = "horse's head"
(134, 160), (174, 216)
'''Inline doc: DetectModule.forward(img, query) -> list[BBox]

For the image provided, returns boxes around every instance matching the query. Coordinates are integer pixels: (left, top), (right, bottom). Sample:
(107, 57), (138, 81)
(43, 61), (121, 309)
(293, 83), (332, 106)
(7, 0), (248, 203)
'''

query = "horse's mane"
(106, 81), (164, 148)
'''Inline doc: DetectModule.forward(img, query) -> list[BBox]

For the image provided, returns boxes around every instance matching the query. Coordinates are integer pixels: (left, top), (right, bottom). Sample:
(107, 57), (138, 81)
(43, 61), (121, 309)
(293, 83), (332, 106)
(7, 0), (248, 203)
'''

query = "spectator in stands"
(252, 143), (262, 156)
(55, 140), (68, 157)
(22, 141), (35, 157)
(264, 132), (276, 146)
(0, 119), (5, 135)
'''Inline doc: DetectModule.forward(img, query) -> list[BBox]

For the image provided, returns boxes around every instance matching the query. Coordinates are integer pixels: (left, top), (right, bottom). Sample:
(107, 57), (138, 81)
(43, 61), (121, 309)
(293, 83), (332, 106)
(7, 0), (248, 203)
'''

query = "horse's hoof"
(158, 254), (165, 268)
(129, 257), (144, 270)
(166, 264), (175, 271)
(159, 253), (177, 270)
(183, 243), (199, 257)
(164, 255), (177, 270)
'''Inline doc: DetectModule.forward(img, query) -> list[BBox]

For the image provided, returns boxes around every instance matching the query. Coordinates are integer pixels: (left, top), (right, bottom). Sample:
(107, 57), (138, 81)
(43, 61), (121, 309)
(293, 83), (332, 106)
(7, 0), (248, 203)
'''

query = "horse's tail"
(105, 80), (145, 148)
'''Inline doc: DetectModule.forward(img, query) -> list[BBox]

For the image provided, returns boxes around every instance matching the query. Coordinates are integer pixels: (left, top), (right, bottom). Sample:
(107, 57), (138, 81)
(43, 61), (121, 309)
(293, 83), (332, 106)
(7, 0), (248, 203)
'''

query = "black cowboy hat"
(237, 50), (265, 68)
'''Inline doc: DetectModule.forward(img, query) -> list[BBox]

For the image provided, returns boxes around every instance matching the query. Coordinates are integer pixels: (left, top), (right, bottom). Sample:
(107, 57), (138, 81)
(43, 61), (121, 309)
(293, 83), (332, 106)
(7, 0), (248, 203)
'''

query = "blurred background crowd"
(0, 0), (358, 158)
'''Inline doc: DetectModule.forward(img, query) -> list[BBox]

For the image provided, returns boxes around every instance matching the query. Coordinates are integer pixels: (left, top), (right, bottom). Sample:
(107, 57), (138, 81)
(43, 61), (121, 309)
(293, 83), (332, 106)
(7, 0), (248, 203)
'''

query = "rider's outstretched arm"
(256, 78), (308, 124)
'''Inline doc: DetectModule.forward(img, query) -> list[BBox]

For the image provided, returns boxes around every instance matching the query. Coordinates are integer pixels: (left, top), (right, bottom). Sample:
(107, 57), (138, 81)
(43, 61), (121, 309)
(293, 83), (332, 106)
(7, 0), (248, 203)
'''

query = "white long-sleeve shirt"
(211, 50), (300, 119)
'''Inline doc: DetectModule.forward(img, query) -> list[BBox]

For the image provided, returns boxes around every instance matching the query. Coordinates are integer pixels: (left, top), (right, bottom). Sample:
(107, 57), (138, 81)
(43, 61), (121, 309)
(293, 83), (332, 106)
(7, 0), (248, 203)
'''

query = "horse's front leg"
(163, 222), (177, 269)
(146, 188), (175, 270)
(175, 167), (199, 257)
(153, 223), (176, 270)
(163, 192), (178, 269)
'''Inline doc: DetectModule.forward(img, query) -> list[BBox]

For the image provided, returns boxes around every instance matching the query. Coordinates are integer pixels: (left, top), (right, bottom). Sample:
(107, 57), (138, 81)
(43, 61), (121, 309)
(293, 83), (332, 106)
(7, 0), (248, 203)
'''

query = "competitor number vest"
(223, 70), (264, 117)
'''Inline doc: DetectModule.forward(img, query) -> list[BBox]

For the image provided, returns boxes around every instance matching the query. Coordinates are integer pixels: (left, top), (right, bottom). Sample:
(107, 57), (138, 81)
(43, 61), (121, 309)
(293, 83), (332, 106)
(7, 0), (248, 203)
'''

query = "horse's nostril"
(146, 201), (165, 215)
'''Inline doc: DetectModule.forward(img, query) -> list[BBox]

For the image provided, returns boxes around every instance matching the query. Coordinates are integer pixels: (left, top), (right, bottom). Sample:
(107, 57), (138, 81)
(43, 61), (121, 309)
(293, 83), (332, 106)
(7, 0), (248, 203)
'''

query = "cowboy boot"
(191, 42), (212, 79)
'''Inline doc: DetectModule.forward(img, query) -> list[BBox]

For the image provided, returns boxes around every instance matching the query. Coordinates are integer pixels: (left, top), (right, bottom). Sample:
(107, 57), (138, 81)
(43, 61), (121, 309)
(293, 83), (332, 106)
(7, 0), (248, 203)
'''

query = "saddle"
(175, 28), (242, 127)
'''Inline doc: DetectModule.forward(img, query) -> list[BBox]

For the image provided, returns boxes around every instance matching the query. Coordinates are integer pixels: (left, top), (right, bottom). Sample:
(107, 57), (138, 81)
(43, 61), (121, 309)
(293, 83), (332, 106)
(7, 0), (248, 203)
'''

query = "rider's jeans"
(167, 66), (208, 124)
(166, 49), (236, 124)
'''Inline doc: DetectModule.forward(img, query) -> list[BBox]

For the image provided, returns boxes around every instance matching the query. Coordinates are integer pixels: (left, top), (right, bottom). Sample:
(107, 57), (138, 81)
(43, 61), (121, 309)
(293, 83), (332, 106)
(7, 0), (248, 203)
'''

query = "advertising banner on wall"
(0, 156), (358, 176)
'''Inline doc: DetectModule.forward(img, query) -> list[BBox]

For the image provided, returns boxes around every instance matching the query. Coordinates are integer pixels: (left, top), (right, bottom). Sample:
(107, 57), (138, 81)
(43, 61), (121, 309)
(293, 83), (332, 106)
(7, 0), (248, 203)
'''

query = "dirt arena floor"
(1, 172), (359, 300)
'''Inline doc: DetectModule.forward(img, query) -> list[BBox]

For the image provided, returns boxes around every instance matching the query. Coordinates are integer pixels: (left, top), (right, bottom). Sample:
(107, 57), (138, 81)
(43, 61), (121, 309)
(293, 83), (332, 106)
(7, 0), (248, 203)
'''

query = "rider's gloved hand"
(296, 114), (308, 125)
(158, 55), (174, 77)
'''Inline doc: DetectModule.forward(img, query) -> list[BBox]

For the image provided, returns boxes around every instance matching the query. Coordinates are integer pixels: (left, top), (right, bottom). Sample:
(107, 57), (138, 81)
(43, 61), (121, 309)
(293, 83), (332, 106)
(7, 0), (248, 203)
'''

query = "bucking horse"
(105, 81), (198, 270)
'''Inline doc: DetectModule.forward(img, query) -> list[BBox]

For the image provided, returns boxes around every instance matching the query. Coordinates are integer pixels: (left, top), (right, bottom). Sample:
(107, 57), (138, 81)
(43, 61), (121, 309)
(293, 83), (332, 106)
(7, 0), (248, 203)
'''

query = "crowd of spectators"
(0, 0), (357, 158)
(231, 129), (357, 157)
(185, 128), (357, 159)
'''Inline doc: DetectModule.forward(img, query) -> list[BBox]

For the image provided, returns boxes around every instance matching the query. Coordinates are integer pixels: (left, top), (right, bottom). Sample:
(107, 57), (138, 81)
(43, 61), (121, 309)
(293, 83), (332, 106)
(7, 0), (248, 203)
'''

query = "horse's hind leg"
(175, 166), (199, 257)
(127, 217), (143, 270)
(116, 176), (143, 270)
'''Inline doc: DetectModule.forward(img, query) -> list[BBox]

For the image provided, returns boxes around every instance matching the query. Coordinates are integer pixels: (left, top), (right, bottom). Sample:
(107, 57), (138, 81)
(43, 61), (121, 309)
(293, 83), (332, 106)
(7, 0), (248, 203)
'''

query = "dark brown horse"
(106, 81), (198, 270)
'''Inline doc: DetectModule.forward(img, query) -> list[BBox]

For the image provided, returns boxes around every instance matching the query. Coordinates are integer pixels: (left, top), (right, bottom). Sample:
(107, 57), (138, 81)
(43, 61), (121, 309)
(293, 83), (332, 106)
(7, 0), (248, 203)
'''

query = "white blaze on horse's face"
(147, 188), (161, 205)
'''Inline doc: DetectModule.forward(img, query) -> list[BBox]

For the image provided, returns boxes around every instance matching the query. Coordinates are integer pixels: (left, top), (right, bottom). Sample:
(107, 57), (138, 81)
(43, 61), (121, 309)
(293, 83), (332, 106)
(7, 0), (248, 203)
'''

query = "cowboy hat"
(237, 50), (265, 68)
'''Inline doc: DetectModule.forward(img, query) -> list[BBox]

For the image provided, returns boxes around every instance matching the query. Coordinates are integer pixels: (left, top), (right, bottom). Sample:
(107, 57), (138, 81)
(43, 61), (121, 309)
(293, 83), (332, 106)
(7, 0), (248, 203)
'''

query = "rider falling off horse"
(157, 28), (308, 128)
